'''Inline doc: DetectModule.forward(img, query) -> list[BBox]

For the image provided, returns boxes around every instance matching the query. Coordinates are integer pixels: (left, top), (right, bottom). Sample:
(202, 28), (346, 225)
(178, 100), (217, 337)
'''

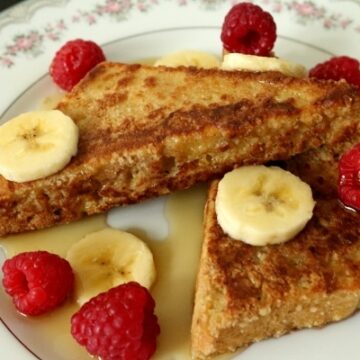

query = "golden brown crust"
(0, 62), (360, 236)
(191, 173), (360, 359)
(285, 135), (360, 200)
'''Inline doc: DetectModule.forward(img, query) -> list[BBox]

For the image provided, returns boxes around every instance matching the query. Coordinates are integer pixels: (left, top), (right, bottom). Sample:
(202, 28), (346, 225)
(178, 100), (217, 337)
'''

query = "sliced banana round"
(66, 228), (156, 305)
(154, 50), (220, 68)
(215, 166), (315, 246)
(221, 53), (307, 78)
(0, 110), (78, 183)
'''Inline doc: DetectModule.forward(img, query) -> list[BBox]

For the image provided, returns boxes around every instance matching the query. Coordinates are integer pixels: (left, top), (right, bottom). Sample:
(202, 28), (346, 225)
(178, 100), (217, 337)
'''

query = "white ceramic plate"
(1, 0), (360, 359)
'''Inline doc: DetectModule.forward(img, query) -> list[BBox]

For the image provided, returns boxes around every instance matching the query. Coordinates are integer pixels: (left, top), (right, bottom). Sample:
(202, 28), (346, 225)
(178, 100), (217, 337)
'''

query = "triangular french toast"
(0, 62), (359, 236)
(191, 144), (360, 359)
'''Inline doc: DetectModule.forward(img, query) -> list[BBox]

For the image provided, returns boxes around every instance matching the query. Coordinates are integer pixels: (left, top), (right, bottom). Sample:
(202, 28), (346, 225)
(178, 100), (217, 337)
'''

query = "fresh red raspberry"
(338, 143), (360, 211)
(50, 39), (105, 91)
(71, 282), (160, 360)
(309, 56), (360, 89)
(221, 2), (277, 56)
(2, 251), (74, 316)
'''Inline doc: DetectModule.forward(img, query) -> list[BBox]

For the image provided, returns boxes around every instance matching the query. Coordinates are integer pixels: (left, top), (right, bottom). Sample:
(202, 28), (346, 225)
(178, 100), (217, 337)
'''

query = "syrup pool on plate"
(0, 185), (237, 360)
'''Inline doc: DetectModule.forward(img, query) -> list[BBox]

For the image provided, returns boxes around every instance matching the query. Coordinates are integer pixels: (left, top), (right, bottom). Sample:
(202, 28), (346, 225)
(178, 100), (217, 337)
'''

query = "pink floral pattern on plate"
(0, 0), (359, 68)
(235, 0), (356, 29)
(0, 19), (67, 68)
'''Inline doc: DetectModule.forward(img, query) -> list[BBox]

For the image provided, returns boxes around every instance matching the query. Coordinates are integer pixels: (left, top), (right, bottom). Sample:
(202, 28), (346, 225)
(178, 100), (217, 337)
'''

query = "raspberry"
(338, 143), (360, 211)
(309, 56), (360, 89)
(2, 251), (74, 316)
(50, 39), (105, 91)
(221, 2), (277, 56)
(71, 282), (160, 360)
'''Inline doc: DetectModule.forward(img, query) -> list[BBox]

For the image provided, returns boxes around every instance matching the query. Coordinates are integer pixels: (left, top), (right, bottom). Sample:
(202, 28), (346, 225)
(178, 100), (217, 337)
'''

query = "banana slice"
(66, 228), (156, 305)
(215, 166), (315, 246)
(154, 50), (220, 68)
(221, 53), (307, 77)
(0, 110), (78, 183)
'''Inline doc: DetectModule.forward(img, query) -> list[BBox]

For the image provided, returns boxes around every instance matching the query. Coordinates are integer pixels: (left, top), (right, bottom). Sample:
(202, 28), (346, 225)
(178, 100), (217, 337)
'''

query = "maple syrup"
(0, 186), (237, 359)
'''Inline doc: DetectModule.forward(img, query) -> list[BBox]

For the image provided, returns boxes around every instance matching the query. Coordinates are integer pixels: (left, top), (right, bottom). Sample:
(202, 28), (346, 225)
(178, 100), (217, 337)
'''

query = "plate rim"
(0, 1), (360, 360)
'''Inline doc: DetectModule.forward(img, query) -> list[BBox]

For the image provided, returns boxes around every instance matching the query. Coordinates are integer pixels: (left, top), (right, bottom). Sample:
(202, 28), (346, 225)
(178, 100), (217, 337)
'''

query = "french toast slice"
(191, 151), (360, 359)
(0, 62), (360, 236)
